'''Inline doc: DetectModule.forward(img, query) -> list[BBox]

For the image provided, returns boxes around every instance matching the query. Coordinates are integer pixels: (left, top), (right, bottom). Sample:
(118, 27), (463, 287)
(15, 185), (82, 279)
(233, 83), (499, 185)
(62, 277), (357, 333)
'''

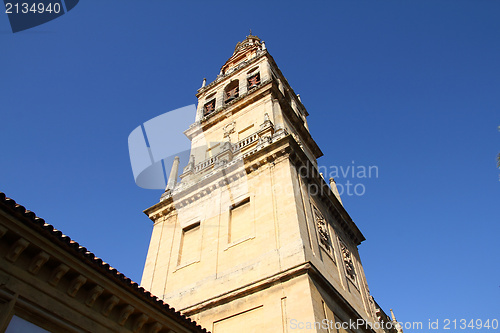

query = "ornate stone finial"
(260, 113), (274, 131)
(249, 28), (252, 36)
(166, 156), (180, 191)
(390, 309), (396, 322)
(297, 94), (301, 102)
(390, 309), (404, 333)
(261, 41), (266, 50)
(329, 177), (343, 206)
(201, 78), (206, 88)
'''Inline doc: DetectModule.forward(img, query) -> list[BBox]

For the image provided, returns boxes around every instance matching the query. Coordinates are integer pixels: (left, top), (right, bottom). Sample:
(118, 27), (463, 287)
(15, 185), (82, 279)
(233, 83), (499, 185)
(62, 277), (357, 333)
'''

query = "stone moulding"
(181, 261), (369, 330)
(146, 134), (295, 220)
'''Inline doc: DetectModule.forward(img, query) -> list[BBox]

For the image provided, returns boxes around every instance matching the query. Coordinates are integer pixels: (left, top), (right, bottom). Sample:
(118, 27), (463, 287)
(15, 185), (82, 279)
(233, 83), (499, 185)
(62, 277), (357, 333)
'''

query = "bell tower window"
(224, 80), (239, 104)
(247, 73), (261, 89)
(203, 99), (216, 116)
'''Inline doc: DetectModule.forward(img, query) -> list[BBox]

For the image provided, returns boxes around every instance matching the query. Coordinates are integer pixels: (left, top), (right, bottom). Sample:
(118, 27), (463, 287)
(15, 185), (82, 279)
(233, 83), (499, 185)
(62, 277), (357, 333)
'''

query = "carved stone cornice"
(181, 261), (375, 333)
(144, 133), (295, 221)
(181, 262), (311, 316)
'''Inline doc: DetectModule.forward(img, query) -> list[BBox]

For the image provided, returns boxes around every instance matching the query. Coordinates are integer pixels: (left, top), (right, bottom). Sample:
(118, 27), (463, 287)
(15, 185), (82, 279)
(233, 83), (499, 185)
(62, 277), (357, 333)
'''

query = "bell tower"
(141, 35), (397, 333)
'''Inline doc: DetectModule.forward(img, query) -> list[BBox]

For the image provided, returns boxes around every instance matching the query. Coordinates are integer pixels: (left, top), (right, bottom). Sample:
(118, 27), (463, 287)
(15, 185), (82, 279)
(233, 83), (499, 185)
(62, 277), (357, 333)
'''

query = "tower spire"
(142, 35), (387, 333)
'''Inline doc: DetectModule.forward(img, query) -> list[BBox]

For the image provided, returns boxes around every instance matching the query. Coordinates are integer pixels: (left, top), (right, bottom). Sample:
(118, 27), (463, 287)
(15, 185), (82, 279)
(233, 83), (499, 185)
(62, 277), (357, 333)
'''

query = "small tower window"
(224, 80), (239, 104)
(178, 221), (201, 266)
(203, 99), (216, 116)
(247, 73), (261, 89)
(229, 197), (252, 244)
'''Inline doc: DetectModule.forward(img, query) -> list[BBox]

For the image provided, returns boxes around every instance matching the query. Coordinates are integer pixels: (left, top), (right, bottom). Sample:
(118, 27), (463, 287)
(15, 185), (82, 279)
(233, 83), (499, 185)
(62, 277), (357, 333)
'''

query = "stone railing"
(194, 155), (218, 173)
(232, 133), (259, 152)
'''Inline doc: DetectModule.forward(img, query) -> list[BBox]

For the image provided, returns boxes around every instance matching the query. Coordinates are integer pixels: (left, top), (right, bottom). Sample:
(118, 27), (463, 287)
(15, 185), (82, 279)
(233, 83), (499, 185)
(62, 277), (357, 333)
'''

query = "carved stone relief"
(223, 121), (235, 139)
(341, 242), (356, 281)
(313, 206), (329, 247)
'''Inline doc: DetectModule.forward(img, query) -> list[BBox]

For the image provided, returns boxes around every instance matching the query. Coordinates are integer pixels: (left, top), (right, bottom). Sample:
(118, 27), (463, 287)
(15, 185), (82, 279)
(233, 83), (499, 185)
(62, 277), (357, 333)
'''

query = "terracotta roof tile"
(0, 191), (208, 333)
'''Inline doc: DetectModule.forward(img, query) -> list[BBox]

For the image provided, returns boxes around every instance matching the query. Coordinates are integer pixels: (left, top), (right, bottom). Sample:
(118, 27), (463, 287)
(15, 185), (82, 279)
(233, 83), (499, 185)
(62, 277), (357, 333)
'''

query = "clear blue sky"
(1, 0), (499, 328)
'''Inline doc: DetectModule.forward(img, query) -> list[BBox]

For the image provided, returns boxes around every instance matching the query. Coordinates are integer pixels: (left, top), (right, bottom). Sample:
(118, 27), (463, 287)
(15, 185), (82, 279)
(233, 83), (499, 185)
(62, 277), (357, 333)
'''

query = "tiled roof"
(0, 191), (208, 333)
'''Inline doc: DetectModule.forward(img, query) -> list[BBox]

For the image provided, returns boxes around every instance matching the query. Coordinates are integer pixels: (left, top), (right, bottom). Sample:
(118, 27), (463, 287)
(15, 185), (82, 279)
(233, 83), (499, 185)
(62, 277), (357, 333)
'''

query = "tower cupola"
(220, 34), (264, 75)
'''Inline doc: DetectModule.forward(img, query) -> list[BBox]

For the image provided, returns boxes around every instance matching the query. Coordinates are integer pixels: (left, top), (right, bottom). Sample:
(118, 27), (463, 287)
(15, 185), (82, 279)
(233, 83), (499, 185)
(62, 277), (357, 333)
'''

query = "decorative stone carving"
(217, 141), (234, 165)
(118, 305), (135, 325)
(260, 113), (274, 132)
(133, 314), (149, 332)
(101, 295), (119, 317)
(183, 154), (195, 174)
(313, 207), (329, 246)
(28, 251), (49, 275)
(0, 225), (7, 238)
(148, 322), (163, 333)
(291, 133), (303, 149)
(85, 285), (104, 307)
(6, 238), (29, 262)
(258, 134), (272, 147)
(68, 275), (87, 297)
(272, 128), (288, 141)
(49, 263), (69, 286)
(341, 243), (356, 281)
(223, 121), (235, 139)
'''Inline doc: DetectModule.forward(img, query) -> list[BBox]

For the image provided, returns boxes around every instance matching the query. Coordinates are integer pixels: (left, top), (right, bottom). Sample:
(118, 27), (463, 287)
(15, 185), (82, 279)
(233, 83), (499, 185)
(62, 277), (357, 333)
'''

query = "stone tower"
(141, 35), (396, 333)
